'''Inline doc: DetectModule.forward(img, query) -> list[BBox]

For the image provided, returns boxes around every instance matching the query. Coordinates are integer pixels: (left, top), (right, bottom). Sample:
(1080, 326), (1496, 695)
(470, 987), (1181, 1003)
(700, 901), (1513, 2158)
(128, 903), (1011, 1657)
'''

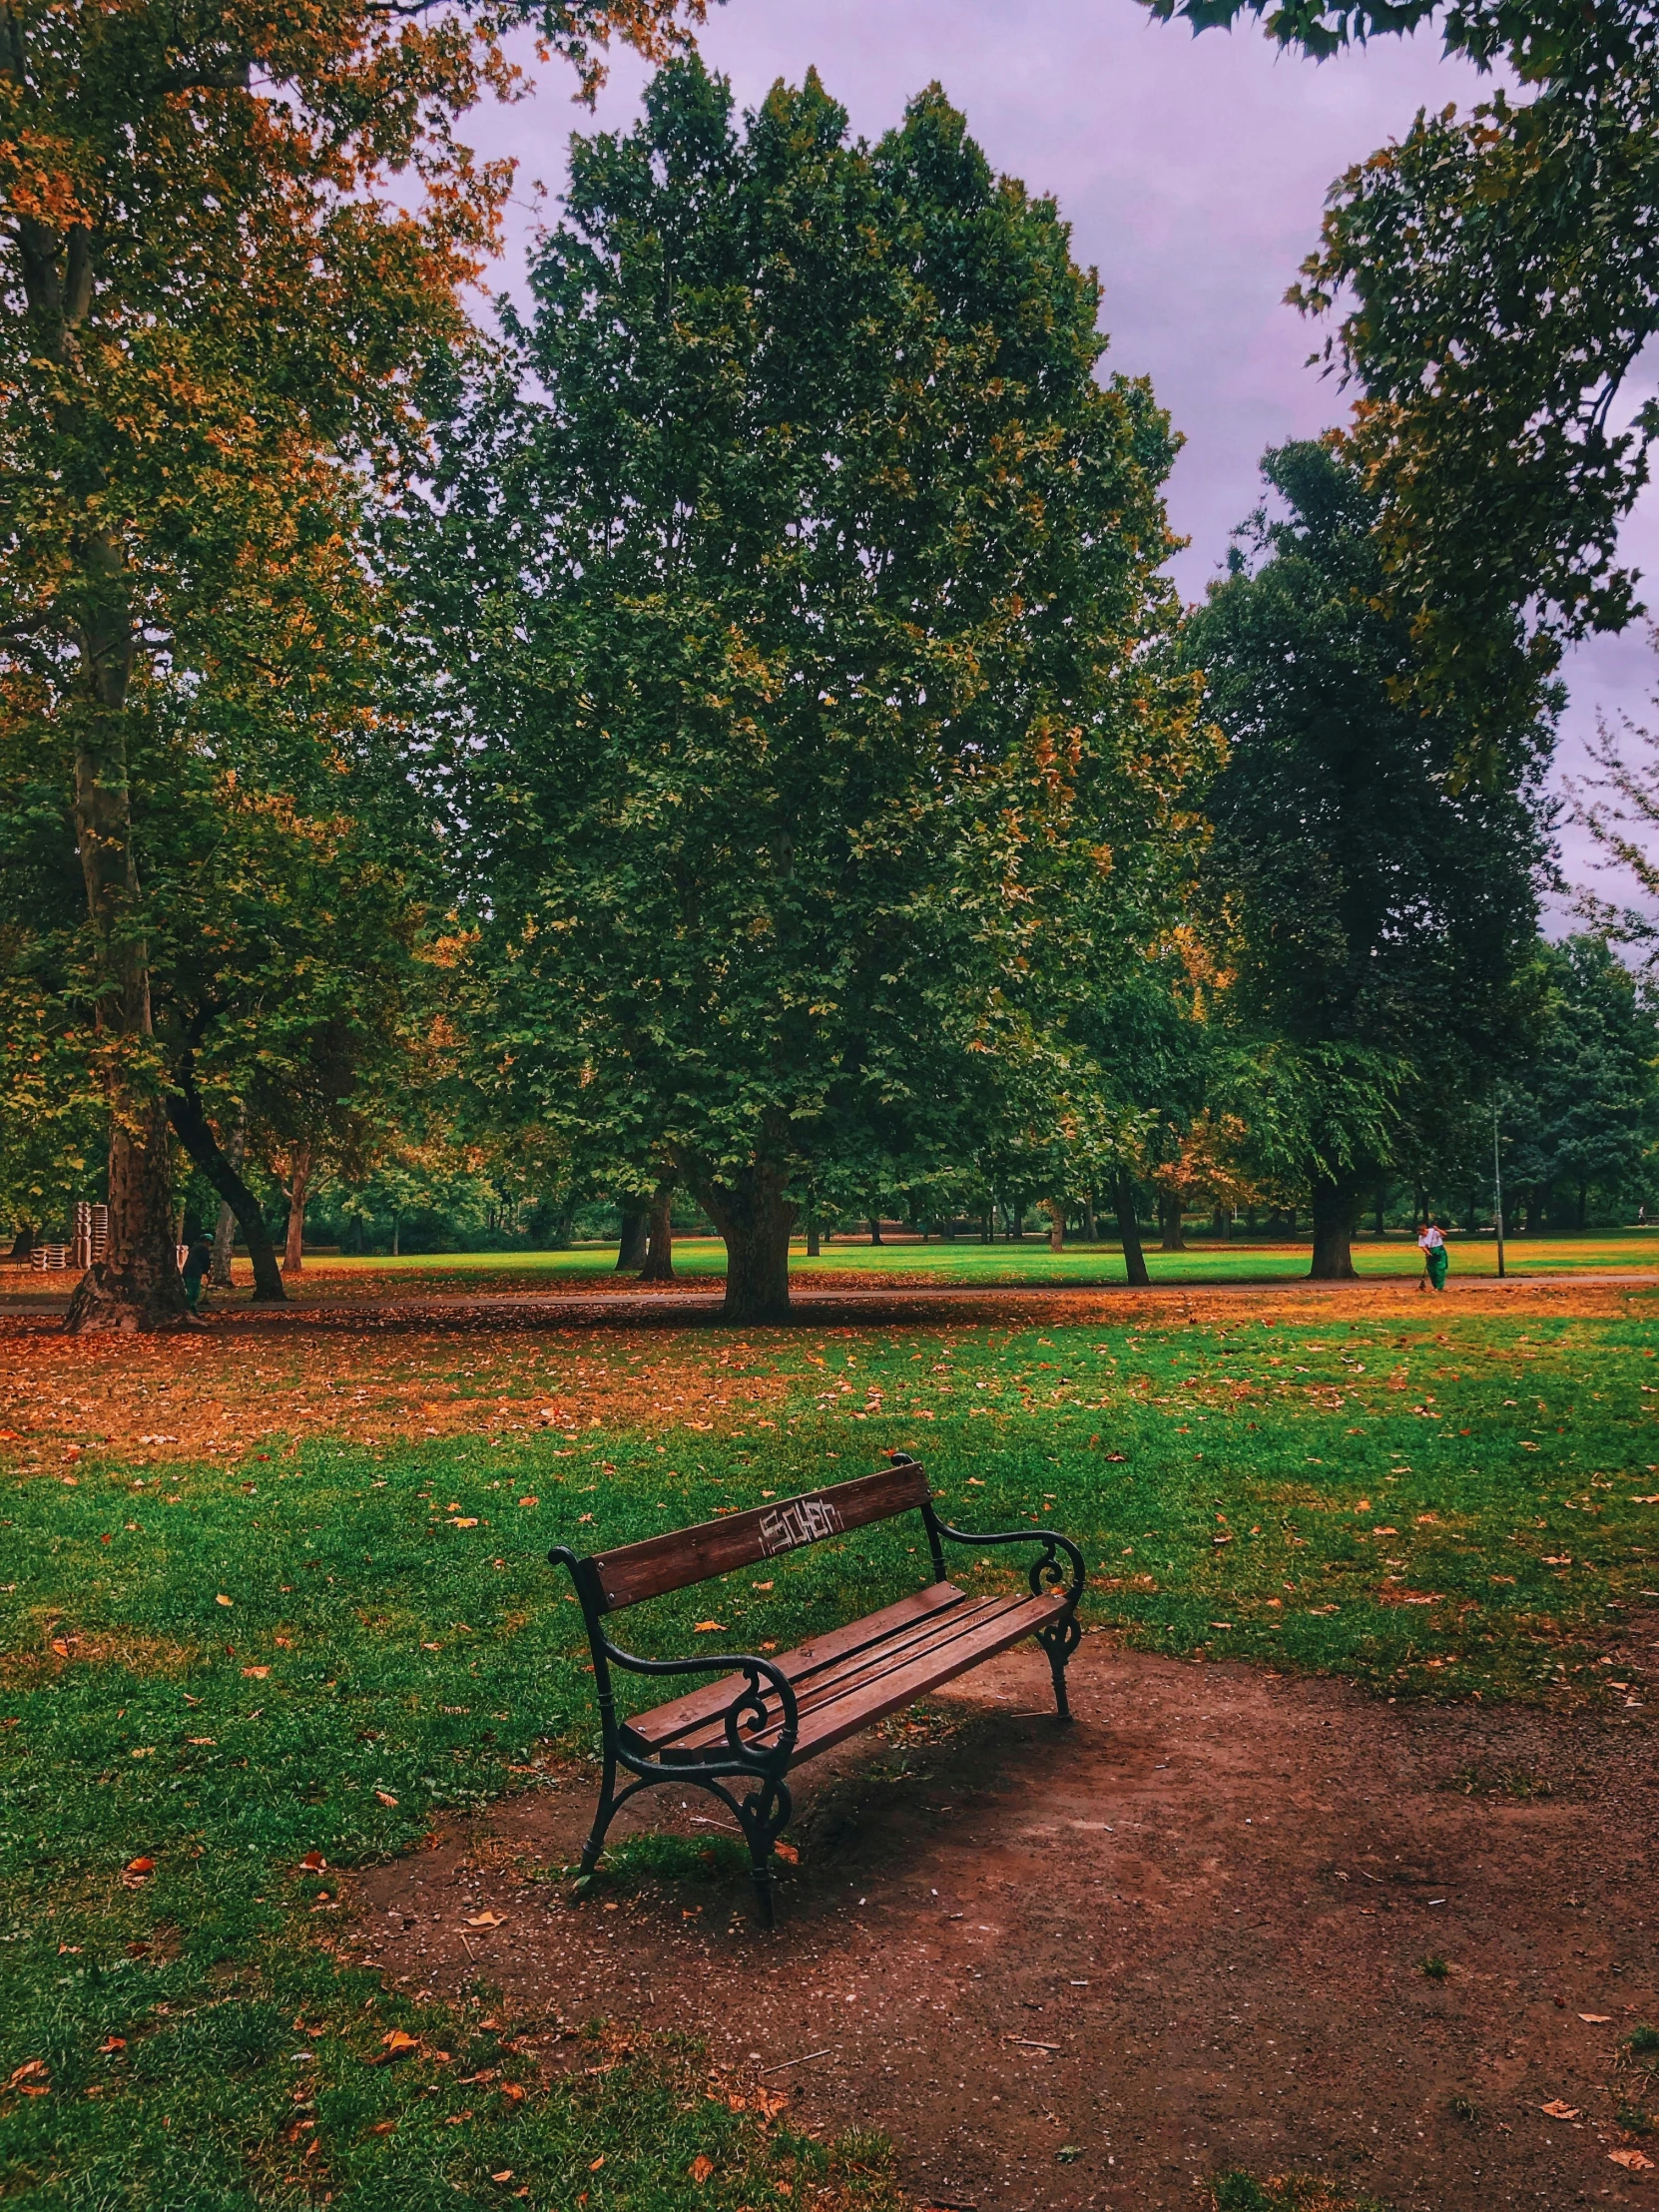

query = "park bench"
(550, 1452), (1084, 1925)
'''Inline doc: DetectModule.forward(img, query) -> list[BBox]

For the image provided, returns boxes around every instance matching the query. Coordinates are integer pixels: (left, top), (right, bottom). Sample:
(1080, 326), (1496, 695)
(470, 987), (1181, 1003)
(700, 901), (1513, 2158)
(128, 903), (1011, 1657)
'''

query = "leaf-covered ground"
(2, 1284), (1656, 2205)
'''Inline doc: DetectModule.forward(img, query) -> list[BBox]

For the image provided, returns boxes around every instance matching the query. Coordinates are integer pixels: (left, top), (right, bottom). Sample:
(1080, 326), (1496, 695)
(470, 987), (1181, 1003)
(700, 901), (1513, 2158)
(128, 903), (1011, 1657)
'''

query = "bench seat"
(622, 1580), (1070, 1767)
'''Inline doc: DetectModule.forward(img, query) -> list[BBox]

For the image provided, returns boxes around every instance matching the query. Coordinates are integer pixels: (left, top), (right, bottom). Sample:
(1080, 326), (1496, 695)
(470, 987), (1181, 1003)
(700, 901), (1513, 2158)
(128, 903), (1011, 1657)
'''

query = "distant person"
(181, 1236), (213, 1314)
(1417, 1218), (1449, 1293)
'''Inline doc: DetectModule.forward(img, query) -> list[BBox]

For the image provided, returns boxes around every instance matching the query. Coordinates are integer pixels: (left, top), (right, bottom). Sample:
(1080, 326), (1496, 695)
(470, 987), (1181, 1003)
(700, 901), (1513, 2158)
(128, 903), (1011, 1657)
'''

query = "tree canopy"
(1144, 0), (1659, 720)
(1184, 440), (1554, 1273)
(404, 59), (1206, 1319)
(0, 0), (702, 1328)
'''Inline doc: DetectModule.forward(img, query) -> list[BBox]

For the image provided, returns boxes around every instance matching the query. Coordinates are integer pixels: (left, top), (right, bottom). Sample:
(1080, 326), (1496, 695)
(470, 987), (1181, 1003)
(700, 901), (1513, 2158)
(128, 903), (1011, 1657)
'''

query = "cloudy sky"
(473, 0), (1659, 905)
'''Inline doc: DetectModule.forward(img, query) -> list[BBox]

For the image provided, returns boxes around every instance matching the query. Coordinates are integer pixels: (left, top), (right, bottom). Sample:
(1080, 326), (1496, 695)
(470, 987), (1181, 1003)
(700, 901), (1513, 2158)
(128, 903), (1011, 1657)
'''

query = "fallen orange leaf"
(693, 1621), (726, 1634)
(299, 1852), (326, 1872)
(216, 1593), (234, 1607)
(1611, 2149), (1655, 2171)
(125, 1856), (154, 1876)
(1579, 2013), (1612, 2023)
(374, 1790), (398, 1807)
(589, 2155), (605, 2171)
(242, 1665), (270, 1679)
(1539, 2100), (1582, 2120)
(689, 2156), (715, 2183)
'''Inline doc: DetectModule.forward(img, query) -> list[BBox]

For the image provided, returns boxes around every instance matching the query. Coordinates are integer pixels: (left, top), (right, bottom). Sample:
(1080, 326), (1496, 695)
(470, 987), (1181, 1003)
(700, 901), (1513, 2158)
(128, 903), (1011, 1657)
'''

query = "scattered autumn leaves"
(0, 1322), (794, 1465)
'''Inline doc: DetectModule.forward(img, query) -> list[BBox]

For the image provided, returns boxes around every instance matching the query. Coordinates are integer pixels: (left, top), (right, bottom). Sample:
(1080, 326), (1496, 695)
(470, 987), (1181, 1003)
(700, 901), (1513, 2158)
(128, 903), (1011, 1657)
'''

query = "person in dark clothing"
(182, 1237), (214, 1314)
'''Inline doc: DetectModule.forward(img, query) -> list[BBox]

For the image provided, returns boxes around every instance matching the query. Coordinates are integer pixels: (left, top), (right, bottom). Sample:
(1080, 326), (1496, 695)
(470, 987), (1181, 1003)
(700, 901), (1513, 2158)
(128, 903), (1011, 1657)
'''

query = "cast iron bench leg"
(1038, 1613), (1082, 1722)
(576, 1741), (620, 1889)
(736, 1776), (793, 1931)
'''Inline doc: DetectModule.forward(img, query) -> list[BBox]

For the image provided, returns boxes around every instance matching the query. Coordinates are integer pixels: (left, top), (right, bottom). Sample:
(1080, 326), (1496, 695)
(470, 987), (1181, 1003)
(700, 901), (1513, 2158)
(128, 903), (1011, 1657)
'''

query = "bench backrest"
(584, 1456), (929, 1613)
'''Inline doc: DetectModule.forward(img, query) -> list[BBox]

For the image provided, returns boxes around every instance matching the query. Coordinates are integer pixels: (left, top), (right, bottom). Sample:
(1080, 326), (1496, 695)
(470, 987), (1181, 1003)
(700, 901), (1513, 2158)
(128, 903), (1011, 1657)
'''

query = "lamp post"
(1492, 1100), (1506, 1281)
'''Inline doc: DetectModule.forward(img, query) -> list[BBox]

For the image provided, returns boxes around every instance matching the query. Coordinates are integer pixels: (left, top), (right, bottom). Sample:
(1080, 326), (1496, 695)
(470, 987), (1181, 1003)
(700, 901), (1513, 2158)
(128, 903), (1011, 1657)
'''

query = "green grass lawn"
(4, 1296), (1658, 2203)
(238, 1226), (1659, 1294)
(7, 1229), (1657, 1314)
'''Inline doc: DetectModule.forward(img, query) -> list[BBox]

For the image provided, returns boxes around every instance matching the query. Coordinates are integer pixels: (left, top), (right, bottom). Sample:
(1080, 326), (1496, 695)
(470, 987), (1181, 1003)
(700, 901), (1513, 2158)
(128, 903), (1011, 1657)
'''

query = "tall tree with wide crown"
(406, 60), (1204, 1322)
(0, 0), (698, 1330)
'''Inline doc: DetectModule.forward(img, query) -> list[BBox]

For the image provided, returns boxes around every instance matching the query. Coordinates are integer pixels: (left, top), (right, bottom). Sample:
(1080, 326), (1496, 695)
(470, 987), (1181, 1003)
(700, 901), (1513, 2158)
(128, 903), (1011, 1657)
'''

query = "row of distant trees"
(6, 11), (1659, 1326)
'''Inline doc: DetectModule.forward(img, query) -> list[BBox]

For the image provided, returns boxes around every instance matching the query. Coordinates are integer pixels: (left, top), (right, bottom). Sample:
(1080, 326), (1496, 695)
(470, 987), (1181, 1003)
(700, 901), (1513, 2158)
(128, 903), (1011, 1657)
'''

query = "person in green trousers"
(1416, 1219), (1449, 1292)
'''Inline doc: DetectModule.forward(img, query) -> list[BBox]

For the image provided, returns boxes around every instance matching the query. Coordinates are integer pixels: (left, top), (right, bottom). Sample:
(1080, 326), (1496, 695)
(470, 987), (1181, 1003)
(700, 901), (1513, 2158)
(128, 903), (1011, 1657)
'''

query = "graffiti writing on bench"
(758, 1495), (843, 1557)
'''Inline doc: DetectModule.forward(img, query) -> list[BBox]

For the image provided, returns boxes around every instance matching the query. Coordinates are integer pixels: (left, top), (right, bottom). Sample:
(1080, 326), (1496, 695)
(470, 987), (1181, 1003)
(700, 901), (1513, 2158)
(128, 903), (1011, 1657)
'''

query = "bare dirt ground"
(341, 1635), (1659, 2212)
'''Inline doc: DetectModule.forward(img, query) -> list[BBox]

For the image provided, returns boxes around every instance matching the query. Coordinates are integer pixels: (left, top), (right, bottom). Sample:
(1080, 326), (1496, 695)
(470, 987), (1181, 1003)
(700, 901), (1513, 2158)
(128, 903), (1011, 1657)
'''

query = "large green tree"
(1144, 0), (1659, 720)
(1502, 934), (1659, 1228)
(409, 60), (1201, 1320)
(1186, 440), (1553, 1276)
(0, 0), (695, 1330)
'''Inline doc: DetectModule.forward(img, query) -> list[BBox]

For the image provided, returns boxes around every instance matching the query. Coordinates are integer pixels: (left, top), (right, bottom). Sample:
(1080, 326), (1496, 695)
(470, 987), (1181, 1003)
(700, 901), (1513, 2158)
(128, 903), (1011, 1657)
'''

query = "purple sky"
(473, 0), (1659, 911)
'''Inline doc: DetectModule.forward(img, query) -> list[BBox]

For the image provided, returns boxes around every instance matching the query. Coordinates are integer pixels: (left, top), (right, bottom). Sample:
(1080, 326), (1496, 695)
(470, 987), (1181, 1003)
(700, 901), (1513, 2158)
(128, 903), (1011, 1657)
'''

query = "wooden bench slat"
(636, 1586), (1065, 1765)
(666, 1586), (1048, 1757)
(754, 1590), (1067, 1765)
(620, 1581), (968, 1754)
(652, 1589), (1026, 1756)
(588, 1458), (931, 1611)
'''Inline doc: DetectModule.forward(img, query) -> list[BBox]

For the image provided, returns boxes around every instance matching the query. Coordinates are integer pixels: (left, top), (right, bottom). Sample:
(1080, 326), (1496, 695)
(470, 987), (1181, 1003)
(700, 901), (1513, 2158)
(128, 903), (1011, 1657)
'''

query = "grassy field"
(3, 1287), (1657, 2204)
(6, 1230), (1657, 1316)
(302, 1224), (1659, 1287)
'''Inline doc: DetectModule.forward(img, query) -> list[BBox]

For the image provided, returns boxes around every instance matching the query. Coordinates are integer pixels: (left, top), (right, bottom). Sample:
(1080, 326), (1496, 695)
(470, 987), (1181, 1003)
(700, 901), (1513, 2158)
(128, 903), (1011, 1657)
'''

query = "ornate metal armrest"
(549, 1544), (799, 1763)
(602, 1638), (801, 1761)
(926, 1517), (1086, 1610)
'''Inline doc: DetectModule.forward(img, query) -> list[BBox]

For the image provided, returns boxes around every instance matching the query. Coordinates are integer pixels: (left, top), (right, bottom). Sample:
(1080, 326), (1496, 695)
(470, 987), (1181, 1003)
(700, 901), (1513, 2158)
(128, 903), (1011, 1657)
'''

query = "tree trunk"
(1373, 1182), (1386, 1239)
(1577, 1177), (1588, 1231)
(617, 1198), (649, 1271)
(1114, 1172), (1150, 1288)
(1083, 1197), (1098, 1242)
(280, 1145), (310, 1275)
(1046, 1198), (1065, 1254)
(167, 1076), (285, 1303)
(806, 1218), (822, 1258)
(867, 1209), (883, 1246)
(1158, 1193), (1185, 1252)
(9, 1225), (35, 1260)
(642, 1181), (676, 1282)
(697, 1163), (797, 1324)
(210, 1110), (245, 1289)
(63, 547), (190, 1332)
(1309, 1173), (1359, 1280)
(64, 1093), (192, 1331)
(391, 1216), (400, 1258)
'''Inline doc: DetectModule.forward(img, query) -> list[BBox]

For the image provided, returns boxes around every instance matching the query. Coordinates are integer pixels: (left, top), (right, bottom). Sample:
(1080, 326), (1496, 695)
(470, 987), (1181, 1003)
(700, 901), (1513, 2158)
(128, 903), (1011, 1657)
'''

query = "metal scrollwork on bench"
(548, 1545), (800, 1922)
(551, 1456), (1086, 1931)
(920, 1505), (1086, 1720)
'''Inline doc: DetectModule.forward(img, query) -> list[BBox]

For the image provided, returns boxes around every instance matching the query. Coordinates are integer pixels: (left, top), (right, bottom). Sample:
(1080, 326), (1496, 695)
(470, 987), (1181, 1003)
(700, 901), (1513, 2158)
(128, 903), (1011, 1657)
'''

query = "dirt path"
(344, 1638), (1659, 2212)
